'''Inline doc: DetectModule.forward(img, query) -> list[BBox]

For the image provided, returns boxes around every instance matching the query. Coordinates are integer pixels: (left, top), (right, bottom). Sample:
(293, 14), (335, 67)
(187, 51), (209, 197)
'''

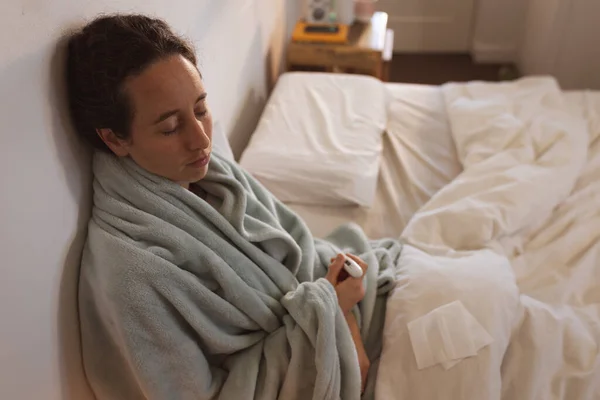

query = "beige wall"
(471, 0), (526, 63)
(518, 0), (566, 76)
(519, 0), (600, 90)
(471, 0), (600, 89)
(0, 1), (297, 399)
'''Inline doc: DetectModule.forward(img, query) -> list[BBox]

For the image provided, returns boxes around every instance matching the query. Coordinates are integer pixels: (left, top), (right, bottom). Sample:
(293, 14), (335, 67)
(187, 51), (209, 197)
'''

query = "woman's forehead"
(125, 55), (204, 117)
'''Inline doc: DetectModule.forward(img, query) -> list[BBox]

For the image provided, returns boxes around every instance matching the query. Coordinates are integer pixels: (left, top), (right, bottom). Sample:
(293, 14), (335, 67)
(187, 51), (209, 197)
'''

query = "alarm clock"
(306, 0), (333, 24)
(305, 0), (355, 25)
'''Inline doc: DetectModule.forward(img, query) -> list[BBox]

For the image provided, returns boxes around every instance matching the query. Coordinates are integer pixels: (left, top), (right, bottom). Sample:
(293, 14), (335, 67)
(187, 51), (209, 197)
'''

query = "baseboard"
(471, 41), (518, 64)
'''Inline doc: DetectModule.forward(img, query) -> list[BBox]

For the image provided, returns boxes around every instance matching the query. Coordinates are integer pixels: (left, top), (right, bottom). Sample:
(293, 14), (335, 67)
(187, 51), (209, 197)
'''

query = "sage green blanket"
(79, 151), (402, 399)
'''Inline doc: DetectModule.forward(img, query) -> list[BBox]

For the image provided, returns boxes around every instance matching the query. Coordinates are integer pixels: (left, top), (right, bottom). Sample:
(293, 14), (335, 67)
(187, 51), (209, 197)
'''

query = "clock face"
(307, 0), (332, 23)
(313, 7), (326, 21)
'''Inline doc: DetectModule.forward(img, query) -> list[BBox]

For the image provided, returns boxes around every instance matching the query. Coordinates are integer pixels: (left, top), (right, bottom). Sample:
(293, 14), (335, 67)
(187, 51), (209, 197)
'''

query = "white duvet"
(376, 78), (600, 399)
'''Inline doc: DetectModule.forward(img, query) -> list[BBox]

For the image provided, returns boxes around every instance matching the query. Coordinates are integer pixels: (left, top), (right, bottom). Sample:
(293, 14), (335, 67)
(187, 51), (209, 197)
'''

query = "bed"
(237, 72), (600, 399)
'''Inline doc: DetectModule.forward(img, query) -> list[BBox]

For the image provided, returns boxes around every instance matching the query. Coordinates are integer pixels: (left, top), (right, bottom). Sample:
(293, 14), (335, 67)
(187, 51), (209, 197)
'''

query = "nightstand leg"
(374, 60), (383, 80)
(382, 60), (390, 82)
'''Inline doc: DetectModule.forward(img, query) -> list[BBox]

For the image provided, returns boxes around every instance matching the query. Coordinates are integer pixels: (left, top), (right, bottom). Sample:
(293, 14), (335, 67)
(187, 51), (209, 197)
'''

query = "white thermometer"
(343, 256), (364, 278)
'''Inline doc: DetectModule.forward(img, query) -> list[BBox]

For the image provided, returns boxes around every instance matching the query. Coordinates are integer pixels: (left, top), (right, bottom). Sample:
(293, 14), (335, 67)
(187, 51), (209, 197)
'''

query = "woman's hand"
(325, 253), (368, 316)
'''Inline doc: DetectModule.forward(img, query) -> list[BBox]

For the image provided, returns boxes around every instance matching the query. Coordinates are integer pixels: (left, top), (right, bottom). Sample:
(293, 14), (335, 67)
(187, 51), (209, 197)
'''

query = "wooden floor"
(388, 53), (515, 85)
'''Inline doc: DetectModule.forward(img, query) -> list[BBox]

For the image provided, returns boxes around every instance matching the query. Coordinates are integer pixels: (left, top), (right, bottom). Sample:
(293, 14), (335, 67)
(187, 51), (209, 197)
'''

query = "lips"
(188, 153), (211, 168)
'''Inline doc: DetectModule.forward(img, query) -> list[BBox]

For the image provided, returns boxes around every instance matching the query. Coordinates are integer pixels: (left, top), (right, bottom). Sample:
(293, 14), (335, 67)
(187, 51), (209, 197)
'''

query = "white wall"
(471, 0), (526, 63)
(0, 1), (297, 399)
(519, 0), (600, 90)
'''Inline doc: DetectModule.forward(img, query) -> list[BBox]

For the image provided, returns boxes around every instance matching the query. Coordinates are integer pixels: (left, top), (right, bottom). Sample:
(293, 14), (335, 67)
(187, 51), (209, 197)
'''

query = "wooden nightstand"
(287, 12), (394, 81)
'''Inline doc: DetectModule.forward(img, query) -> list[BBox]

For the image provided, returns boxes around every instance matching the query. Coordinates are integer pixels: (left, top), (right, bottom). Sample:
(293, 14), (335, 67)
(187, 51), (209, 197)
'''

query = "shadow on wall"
(230, 0), (299, 159)
(183, 0), (230, 71)
(264, 0), (293, 92)
(49, 33), (95, 400)
(229, 27), (269, 159)
(285, 0), (301, 41)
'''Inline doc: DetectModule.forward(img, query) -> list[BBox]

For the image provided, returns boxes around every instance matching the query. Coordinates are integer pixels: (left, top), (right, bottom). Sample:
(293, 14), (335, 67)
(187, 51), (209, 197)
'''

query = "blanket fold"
(80, 151), (401, 400)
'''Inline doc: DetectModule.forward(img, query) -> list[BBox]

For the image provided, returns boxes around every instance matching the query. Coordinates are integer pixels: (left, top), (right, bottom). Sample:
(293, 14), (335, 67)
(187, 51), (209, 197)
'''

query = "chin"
(186, 165), (209, 183)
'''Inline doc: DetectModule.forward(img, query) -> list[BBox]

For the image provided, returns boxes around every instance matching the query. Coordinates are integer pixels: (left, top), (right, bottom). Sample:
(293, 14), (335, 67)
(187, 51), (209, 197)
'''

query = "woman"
(68, 14), (402, 400)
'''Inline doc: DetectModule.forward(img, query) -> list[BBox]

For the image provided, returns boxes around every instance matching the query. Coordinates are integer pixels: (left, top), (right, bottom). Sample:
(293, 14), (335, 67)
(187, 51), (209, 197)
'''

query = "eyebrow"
(153, 93), (208, 124)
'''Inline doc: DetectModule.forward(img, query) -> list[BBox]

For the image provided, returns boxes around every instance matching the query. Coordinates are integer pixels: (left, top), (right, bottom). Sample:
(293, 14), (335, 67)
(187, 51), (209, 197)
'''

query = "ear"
(96, 128), (130, 157)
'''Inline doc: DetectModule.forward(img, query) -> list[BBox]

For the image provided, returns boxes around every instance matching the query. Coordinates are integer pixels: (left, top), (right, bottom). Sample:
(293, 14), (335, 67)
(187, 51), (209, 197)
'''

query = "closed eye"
(162, 127), (178, 136)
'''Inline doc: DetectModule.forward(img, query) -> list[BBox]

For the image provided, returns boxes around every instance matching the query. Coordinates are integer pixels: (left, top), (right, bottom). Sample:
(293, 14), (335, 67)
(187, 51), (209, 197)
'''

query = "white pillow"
(239, 72), (387, 207)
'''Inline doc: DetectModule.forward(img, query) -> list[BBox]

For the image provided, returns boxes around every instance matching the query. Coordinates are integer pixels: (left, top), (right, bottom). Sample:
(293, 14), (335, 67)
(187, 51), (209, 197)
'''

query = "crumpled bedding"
(376, 77), (600, 400)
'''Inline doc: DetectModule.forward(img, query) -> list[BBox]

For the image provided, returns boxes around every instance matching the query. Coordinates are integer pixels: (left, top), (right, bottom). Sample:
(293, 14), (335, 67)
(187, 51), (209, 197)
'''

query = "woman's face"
(100, 54), (213, 188)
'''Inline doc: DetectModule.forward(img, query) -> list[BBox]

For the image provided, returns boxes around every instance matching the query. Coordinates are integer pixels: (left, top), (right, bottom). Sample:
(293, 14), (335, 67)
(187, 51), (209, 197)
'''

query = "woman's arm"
(346, 312), (371, 393)
(324, 253), (371, 393)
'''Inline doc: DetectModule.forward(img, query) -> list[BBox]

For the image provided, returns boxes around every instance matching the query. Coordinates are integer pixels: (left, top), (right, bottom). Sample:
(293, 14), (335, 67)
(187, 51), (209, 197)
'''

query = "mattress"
(287, 83), (462, 239)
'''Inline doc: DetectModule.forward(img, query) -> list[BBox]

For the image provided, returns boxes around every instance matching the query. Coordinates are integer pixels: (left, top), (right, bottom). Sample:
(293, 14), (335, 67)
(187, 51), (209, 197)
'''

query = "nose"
(186, 118), (210, 151)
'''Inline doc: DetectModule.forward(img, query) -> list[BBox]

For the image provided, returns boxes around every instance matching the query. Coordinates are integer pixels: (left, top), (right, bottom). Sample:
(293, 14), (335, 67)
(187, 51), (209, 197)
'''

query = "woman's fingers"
(325, 254), (345, 285)
(346, 253), (368, 273)
(336, 273), (366, 309)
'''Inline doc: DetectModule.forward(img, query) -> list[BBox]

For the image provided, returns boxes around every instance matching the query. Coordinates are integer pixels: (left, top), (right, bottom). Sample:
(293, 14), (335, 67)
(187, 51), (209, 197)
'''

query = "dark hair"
(66, 14), (197, 152)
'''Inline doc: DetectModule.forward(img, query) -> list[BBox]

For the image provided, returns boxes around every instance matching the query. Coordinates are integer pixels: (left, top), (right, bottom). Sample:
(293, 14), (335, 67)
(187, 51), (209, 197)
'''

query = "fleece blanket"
(79, 151), (401, 400)
(376, 77), (600, 399)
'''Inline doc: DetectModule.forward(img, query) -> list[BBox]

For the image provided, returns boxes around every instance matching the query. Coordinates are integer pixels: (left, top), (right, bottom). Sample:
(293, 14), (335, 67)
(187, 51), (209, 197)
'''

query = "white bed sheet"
(498, 90), (600, 399)
(287, 83), (461, 239)
(374, 80), (600, 400)
(286, 80), (600, 399)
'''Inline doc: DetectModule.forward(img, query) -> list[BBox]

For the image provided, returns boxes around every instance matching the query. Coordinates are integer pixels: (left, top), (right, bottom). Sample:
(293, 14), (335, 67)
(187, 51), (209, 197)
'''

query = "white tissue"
(407, 300), (494, 370)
